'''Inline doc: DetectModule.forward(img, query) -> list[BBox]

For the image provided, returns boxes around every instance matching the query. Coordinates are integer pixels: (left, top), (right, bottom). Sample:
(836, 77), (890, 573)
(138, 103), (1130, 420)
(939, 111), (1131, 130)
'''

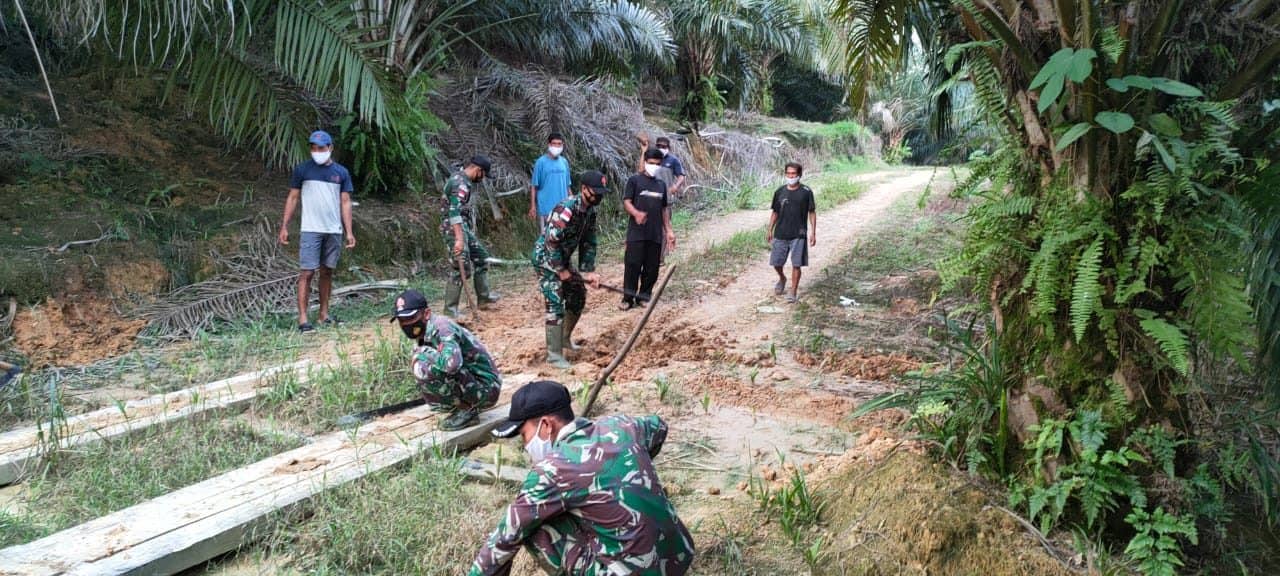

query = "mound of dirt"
(794, 349), (921, 380)
(12, 297), (147, 367)
(809, 433), (1071, 576)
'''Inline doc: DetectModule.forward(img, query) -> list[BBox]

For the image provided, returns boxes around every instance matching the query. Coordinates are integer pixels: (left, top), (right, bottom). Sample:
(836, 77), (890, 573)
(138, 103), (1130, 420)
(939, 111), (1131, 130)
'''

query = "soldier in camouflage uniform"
(390, 289), (501, 430)
(470, 380), (695, 576)
(531, 170), (607, 369)
(441, 155), (500, 315)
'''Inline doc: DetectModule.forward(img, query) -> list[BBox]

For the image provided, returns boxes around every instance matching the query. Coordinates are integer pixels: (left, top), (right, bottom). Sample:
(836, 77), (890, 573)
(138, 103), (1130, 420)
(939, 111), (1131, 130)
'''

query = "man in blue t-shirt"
(529, 132), (572, 221)
(278, 130), (355, 333)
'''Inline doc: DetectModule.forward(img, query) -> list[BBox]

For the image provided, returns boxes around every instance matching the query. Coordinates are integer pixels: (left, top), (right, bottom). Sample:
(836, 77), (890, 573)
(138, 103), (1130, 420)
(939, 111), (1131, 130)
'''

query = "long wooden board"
(0, 360), (314, 486)
(0, 402), (509, 575)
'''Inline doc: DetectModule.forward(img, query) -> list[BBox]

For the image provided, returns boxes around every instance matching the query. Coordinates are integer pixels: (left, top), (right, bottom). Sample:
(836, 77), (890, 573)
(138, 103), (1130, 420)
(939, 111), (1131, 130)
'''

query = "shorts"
(300, 232), (343, 270)
(769, 237), (808, 267)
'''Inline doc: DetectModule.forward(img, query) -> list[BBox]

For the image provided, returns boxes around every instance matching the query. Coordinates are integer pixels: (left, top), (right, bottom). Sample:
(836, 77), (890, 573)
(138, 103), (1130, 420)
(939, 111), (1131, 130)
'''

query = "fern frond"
(1140, 317), (1191, 376)
(1071, 236), (1105, 342)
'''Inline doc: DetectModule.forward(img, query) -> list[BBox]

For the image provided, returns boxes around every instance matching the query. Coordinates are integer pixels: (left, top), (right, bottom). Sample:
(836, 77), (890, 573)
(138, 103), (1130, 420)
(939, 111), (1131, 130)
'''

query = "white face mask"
(548, 145), (563, 157)
(786, 176), (800, 186)
(658, 148), (669, 157)
(644, 164), (660, 177)
(525, 420), (553, 463)
(311, 151), (332, 165)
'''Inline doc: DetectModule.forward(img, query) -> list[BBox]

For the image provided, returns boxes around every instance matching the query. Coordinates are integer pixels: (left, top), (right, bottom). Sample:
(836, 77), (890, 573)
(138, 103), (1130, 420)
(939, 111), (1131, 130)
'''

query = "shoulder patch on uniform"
(551, 206), (572, 228)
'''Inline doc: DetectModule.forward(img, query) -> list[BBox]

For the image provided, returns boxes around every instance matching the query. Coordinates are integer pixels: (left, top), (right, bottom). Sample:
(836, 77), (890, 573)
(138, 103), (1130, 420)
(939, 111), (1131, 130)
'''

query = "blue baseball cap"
(308, 130), (333, 147)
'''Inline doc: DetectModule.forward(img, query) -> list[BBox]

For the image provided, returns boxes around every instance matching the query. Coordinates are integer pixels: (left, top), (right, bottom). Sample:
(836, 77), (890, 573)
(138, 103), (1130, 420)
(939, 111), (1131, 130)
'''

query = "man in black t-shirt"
(766, 162), (816, 303)
(621, 149), (677, 309)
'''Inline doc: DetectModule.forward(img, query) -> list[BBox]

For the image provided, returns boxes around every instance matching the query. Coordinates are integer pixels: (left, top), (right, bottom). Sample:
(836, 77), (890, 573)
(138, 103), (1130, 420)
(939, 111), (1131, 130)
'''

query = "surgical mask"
(311, 150), (331, 165)
(644, 164), (660, 178)
(658, 148), (669, 157)
(786, 176), (800, 186)
(401, 319), (426, 342)
(548, 145), (563, 157)
(525, 420), (552, 462)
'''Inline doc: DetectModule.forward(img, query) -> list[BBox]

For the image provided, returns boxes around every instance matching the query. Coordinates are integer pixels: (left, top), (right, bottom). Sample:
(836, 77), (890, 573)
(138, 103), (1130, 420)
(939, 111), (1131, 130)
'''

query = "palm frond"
(274, 0), (394, 127)
(182, 30), (313, 167)
(832, 0), (911, 110)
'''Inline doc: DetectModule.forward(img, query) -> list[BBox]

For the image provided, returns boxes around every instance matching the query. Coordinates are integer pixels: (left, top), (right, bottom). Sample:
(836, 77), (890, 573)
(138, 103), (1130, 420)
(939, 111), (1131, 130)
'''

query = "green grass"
(259, 454), (511, 574)
(6, 418), (303, 546)
(254, 324), (420, 433)
(806, 120), (872, 140)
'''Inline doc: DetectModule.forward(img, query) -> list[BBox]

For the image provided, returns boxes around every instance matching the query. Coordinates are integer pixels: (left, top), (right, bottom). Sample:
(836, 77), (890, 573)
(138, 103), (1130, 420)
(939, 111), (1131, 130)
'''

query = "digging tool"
(0, 360), (21, 391)
(582, 264), (677, 416)
(568, 274), (650, 303)
(455, 252), (481, 322)
(335, 397), (428, 427)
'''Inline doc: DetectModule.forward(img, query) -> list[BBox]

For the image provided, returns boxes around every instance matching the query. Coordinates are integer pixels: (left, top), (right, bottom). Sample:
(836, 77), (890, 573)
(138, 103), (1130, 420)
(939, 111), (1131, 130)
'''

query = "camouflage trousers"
(525, 516), (693, 576)
(418, 368), (501, 412)
(442, 225), (491, 286)
(525, 516), (597, 575)
(538, 269), (586, 326)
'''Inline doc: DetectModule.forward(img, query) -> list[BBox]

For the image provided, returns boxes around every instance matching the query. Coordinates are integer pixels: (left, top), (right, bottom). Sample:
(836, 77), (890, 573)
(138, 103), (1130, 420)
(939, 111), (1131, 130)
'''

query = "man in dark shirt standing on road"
(767, 162), (816, 303)
(621, 149), (676, 310)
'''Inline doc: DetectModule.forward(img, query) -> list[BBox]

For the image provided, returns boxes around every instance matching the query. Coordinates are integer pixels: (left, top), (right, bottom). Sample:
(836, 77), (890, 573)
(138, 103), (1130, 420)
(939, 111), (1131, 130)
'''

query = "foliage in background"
(838, 0), (1280, 571)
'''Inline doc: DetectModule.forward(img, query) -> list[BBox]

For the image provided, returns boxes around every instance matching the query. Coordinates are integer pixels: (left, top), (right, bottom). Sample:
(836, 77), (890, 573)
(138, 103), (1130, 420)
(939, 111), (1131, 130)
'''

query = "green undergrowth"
(2, 418), (301, 547)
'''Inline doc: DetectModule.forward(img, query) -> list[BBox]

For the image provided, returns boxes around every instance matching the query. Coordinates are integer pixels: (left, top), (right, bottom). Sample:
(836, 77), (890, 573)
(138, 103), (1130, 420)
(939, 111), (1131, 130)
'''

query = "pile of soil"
(809, 432), (1072, 576)
(12, 297), (147, 367)
(794, 349), (921, 380)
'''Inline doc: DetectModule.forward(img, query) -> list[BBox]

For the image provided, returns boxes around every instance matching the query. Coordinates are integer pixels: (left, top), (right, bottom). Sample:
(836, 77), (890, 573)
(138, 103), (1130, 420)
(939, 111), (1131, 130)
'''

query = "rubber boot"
(443, 282), (462, 317)
(474, 270), (501, 304)
(545, 325), (572, 369)
(562, 311), (581, 352)
(440, 407), (479, 431)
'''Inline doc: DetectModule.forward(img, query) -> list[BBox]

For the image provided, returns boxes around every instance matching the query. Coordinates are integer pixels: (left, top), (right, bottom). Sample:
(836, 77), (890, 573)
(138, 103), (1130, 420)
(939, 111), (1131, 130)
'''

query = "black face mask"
(582, 189), (601, 206)
(401, 319), (427, 342)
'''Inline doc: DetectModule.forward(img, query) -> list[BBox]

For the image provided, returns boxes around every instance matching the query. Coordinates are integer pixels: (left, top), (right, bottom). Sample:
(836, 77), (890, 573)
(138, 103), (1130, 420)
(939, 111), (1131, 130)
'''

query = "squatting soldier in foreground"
(469, 380), (695, 576)
(531, 170), (606, 369)
(441, 155), (501, 315)
(391, 289), (500, 430)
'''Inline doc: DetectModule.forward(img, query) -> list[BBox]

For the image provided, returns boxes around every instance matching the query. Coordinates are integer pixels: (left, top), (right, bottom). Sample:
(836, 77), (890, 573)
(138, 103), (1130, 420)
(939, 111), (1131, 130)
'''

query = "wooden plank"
(0, 360), (314, 486)
(0, 402), (509, 576)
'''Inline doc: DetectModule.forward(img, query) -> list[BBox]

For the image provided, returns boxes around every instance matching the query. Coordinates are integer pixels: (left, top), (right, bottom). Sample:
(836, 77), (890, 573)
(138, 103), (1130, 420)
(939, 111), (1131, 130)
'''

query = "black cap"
(492, 380), (573, 438)
(389, 289), (430, 322)
(469, 155), (492, 177)
(580, 170), (609, 196)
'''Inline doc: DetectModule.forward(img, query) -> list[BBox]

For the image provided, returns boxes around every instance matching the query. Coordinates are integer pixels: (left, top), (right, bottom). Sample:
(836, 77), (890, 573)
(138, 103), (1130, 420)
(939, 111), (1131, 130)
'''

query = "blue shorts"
(300, 232), (343, 270)
(769, 237), (808, 267)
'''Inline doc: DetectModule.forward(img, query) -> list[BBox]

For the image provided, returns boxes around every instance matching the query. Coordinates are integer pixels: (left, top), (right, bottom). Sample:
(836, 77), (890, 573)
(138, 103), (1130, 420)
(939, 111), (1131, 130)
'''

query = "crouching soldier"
(391, 289), (500, 430)
(532, 170), (607, 369)
(468, 380), (695, 576)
